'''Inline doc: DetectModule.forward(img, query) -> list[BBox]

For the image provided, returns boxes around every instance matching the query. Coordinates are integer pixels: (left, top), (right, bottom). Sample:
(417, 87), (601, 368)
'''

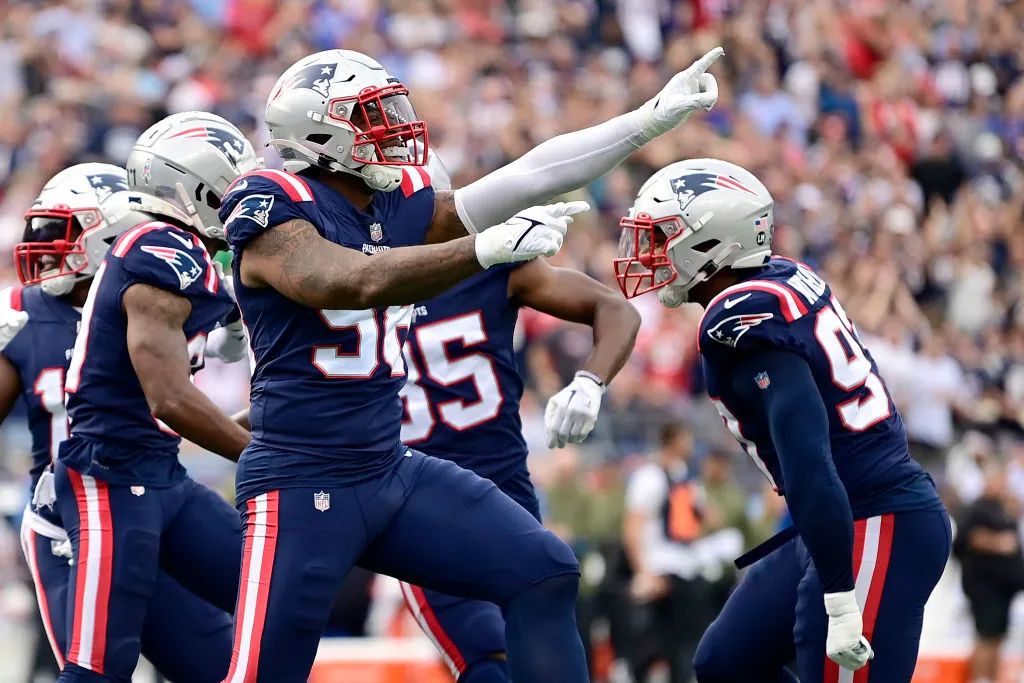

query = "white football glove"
(475, 201), (590, 269)
(633, 47), (724, 141)
(824, 590), (874, 671)
(0, 306), (28, 352)
(207, 320), (248, 363)
(544, 371), (606, 449)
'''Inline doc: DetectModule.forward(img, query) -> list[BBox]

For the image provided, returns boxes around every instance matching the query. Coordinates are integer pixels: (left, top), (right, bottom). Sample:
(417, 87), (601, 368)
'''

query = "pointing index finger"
(690, 46), (725, 75)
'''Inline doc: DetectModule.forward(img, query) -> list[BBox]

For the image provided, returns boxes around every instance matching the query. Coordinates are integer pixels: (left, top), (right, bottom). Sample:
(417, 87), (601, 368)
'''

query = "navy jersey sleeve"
(699, 284), (810, 357)
(114, 226), (228, 309)
(220, 170), (316, 252)
(731, 348), (856, 593)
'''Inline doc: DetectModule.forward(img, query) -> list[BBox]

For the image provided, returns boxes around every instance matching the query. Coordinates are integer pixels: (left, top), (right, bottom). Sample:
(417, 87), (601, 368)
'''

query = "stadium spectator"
(953, 465), (1024, 683)
(622, 423), (740, 683)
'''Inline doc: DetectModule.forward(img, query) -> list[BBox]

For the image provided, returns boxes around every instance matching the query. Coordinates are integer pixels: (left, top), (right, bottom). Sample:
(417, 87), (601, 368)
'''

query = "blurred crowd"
(0, 0), (1024, 679)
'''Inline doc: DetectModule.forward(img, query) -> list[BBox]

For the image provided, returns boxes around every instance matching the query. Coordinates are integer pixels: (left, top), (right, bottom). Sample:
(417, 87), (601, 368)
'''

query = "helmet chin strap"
(659, 241), (745, 309)
(268, 138), (406, 193)
(173, 183), (223, 239)
(358, 165), (403, 192)
(658, 285), (687, 308)
(41, 272), (76, 297)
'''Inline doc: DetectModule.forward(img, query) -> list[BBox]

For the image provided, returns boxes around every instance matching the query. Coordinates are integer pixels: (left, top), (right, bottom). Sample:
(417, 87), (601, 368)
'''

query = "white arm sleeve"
(453, 111), (648, 233)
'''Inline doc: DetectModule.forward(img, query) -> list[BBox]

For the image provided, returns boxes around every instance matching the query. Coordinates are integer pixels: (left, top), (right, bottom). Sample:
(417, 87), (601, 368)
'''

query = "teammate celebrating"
(398, 165), (641, 683)
(9, 163), (240, 682)
(218, 47), (722, 683)
(53, 115), (259, 683)
(614, 158), (951, 682)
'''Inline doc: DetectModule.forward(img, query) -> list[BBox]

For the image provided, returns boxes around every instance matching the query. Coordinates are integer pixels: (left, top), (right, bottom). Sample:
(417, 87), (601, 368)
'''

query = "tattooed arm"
(239, 219), (484, 309)
(123, 283), (251, 462)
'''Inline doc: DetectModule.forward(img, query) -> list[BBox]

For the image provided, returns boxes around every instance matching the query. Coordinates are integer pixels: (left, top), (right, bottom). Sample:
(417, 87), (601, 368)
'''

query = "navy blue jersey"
(219, 168), (435, 500)
(1, 285), (79, 525)
(700, 257), (941, 518)
(61, 221), (235, 487)
(399, 265), (527, 481)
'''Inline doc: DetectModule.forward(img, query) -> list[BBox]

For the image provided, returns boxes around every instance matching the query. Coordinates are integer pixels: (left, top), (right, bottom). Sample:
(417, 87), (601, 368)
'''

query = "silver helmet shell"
(126, 111), (261, 240)
(265, 49), (429, 192)
(614, 158), (775, 305)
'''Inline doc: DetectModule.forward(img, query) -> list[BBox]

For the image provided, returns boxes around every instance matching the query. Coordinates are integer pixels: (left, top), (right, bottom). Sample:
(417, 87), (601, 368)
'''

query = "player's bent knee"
(531, 528), (580, 578)
(693, 624), (736, 682)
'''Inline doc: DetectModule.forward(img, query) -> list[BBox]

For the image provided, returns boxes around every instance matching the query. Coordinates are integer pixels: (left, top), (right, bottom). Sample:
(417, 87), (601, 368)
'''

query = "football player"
(53, 114), (259, 683)
(397, 164), (641, 683)
(8, 163), (242, 682)
(217, 47), (722, 683)
(614, 158), (951, 683)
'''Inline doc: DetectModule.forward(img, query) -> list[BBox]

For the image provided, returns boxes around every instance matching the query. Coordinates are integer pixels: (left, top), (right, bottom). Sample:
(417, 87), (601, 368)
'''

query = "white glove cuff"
(575, 370), (607, 393)
(473, 232), (497, 269)
(824, 590), (859, 616)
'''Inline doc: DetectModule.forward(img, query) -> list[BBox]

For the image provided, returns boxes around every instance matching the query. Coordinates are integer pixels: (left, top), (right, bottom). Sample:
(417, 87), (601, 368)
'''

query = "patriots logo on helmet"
(167, 125), (247, 167)
(226, 194), (274, 229)
(271, 62), (337, 102)
(670, 172), (758, 212)
(140, 245), (203, 290)
(87, 173), (129, 202)
(707, 312), (774, 348)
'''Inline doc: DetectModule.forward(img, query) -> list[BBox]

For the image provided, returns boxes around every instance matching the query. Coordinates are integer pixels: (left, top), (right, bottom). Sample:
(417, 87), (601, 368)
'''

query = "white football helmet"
(265, 49), (429, 193)
(17, 164), (152, 297)
(614, 159), (775, 306)
(126, 111), (261, 240)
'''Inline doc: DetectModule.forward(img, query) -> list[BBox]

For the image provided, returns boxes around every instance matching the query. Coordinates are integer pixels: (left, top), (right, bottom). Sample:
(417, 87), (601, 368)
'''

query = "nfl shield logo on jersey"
(369, 222), (383, 242)
(131, 486), (146, 496)
(755, 371), (771, 390)
(313, 490), (330, 512)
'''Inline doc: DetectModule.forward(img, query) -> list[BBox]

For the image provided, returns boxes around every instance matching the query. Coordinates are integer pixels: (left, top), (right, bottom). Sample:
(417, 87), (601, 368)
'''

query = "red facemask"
(15, 206), (94, 287)
(328, 83), (429, 167)
(613, 213), (682, 298)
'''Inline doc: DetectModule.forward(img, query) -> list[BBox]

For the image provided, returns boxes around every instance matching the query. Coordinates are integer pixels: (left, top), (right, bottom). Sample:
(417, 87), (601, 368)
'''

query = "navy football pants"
(399, 467), (540, 679)
(225, 450), (580, 683)
(53, 462), (243, 683)
(20, 514), (235, 680)
(694, 509), (951, 683)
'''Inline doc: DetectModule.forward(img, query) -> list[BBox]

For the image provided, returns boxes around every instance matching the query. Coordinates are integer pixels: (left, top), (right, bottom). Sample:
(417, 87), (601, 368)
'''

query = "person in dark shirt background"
(953, 465), (1024, 683)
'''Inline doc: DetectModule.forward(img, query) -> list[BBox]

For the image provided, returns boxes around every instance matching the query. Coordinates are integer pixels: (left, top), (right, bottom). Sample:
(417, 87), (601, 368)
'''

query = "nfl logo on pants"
(313, 490), (330, 512)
